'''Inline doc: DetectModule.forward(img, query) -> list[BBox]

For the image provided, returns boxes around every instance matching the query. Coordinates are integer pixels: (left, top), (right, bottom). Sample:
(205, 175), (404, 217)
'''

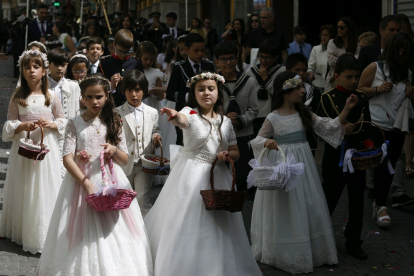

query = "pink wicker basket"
(85, 150), (137, 211)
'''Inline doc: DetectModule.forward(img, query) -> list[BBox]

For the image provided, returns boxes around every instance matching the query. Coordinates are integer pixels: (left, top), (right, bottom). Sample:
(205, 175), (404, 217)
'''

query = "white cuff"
(111, 87), (116, 94)
(185, 93), (189, 102)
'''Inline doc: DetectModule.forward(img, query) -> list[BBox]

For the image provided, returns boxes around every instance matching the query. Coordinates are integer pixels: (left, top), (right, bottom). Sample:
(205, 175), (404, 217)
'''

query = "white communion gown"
(250, 111), (342, 274)
(0, 92), (66, 254)
(144, 107), (262, 276)
(36, 115), (153, 276)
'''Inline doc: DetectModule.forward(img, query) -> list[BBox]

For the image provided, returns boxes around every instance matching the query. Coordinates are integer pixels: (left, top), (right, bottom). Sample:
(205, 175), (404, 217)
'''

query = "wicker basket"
(85, 150), (137, 212)
(347, 121), (385, 171)
(141, 142), (170, 175)
(200, 156), (246, 213)
(18, 123), (49, 163)
(250, 146), (287, 190)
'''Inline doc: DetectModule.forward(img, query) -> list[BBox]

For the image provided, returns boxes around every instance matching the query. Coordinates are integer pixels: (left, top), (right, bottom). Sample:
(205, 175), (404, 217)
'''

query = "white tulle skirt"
(144, 153), (262, 276)
(36, 159), (153, 276)
(251, 142), (338, 274)
(0, 128), (62, 254)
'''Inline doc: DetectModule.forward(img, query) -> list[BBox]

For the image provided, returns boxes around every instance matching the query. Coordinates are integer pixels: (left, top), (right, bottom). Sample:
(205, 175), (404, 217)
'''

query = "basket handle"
(151, 139), (164, 166)
(210, 155), (236, 191)
(26, 123), (45, 148)
(258, 145), (286, 166)
(346, 121), (385, 142)
(100, 149), (116, 186)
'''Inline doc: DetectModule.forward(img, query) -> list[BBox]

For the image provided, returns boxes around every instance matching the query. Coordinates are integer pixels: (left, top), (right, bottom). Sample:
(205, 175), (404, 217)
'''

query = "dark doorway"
(298, 0), (382, 47)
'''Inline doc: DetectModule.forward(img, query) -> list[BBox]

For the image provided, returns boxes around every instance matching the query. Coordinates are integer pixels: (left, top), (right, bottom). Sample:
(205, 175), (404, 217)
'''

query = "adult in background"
(245, 7), (288, 65)
(117, 15), (137, 40)
(308, 25), (335, 91)
(358, 32), (414, 227)
(203, 17), (219, 60)
(243, 13), (260, 64)
(52, 21), (77, 57)
(358, 15), (400, 72)
(325, 17), (360, 91)
(221, 18), (245, 46)
(158, 12), (185, 54)
(358, 32), (379, 47)
(28, 4), (53, 44)
(144, 12), (166, 48)
(397, 14), (414, 38)
(188, 18), (206, 39)
(287, 26), (312, 60)
(83, 20), (100, 38)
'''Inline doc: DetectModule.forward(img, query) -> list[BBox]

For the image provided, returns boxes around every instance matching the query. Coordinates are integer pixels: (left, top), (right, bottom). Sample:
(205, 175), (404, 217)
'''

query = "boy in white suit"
(117, 69), (161, 218)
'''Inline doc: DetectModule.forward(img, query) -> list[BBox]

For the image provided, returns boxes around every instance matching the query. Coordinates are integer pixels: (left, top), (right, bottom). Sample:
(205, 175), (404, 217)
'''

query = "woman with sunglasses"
(243, 14), (260, 64)
(325, 17), (360, 91)
(358, 32), (414, 227)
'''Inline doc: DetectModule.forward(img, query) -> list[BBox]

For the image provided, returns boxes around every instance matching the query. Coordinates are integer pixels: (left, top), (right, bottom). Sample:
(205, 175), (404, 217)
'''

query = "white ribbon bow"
(269, 153), (305, 191)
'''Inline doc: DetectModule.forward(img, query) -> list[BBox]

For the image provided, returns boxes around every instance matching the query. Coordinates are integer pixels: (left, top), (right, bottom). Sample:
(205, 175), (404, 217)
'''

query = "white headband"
(17, 49), (49, 69)
(70, 53), (88, 62)
(282, 75), (302, 90)
(28, 41), (47, 53)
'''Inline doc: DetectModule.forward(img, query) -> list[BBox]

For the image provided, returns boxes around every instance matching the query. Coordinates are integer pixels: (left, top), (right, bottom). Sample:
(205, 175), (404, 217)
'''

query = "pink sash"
(19, 113), (53, 123)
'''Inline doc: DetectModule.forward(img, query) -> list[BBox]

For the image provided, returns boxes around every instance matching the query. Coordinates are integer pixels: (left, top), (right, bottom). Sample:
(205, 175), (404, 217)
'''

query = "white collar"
(128, 102), (143, 112)
(188, 58), (200, 69)
(169, 26), (177, 30)
(90, 60), (100, 67)
(48, 75), (65, 88)
(294, 41), (304, 47)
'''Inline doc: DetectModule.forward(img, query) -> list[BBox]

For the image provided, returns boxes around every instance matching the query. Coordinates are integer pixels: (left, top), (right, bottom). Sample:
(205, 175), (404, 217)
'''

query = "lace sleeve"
(116, 127), (129, 154)
(63, 118), (77, 157)
(312, 113), (345, 148)
(52, 92), (67, 136)
(228, 120), (237, 146)
(179, 106), (195, 129)
(250, 118), (274, 159)
(2, 99), (21, 142)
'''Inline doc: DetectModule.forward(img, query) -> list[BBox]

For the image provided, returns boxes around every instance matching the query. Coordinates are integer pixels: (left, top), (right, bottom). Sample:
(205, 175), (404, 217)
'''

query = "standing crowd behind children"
(1, 8), (414, 276)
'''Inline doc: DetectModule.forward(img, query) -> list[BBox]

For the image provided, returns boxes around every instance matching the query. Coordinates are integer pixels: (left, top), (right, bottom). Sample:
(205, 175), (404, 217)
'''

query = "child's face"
(125, 85), (144, 107)
(194, 79), (218, 110)
(285, 84), (305, 104)
(185, 42), (205, 63)
(88, 26), (95, 35)
(289, 62), (307, 83)
(259, 53), (277, 68)
(108, 42), (115, 56)
(49, 62), (68, 80)
(140, 53), (156, 69)
(178, 42), (187, 59)
(225, 22), (231, 30)
(215, 54), (237, 75)
(294, 33), (306, 44)
(71, 62), (88, 81)
(87, 43), (103, 63)
(22, 60), (45, 85)
(82, 85), (108, 115)
(334, 69), (360, 91)
(114, 44), (132, 61)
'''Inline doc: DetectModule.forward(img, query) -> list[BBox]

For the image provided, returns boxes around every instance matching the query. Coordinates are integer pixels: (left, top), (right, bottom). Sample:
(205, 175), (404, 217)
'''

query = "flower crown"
(282, 75), (302, 90)
(70, 53), (88, 62)
(186, 72), (225, 88)
(17, 49), (49, 69)
(80, 75), (111, 85)
(28, 41), (47, 53)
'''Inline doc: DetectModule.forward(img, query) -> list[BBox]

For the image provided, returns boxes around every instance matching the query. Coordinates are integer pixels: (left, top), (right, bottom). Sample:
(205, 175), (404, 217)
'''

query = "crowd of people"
(1, 3), (414, 276)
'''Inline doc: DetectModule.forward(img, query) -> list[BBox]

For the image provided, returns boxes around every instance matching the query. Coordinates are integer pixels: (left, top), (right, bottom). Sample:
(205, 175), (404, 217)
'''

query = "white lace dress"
(144, 107), (262, 276)
(250, 111), (343, 274)
(36, 115), (153, 276)
(0, 92), (66, 254)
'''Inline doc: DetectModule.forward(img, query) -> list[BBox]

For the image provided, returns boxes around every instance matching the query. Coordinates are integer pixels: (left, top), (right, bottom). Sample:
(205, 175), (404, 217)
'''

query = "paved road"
(0, 57), (413, 275)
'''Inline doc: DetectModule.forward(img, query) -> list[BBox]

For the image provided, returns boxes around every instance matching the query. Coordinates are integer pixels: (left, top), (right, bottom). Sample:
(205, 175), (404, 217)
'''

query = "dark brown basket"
(18, 124), (49, 163)
(142, 142), (170, 175)
(200, 156), (246, 213)
(348, 121), (385, 171)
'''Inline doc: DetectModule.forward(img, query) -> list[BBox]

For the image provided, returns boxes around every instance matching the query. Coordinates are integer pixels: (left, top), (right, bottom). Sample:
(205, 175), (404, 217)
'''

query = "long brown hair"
(12, 52), (50, 107)
(271, 71), (313, 131)
(187, 75), (225, 146)
(333, 17), (358, 55)
(79, 74), (123, 146)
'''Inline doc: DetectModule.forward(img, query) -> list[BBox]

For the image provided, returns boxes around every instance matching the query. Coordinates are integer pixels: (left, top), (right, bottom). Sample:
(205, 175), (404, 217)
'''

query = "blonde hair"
(12, 52), (50, 107)
(358, 31), (379, 47)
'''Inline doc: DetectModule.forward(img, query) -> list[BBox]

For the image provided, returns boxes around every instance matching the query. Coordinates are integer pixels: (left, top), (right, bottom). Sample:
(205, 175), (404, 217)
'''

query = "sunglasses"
(218, 56), (237, 64)
(251, 20), (259, 23)
(115, 46), (133, 55)
(338, 26), (347, 30)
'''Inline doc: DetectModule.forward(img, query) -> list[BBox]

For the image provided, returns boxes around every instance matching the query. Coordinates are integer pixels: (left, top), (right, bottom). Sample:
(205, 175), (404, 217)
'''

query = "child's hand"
(84, 179), (96, 196)
(378, 81), (393, 93)
(111, 73), (122, 89)
(101, 143), (117, 159)
(405, 83), (414, 99)
(160, 107), (178, 121)
(308, 71), (315, 81)
(153, 135), (161, 148)
(344, 123), (355, 135)
(24, 122), (38, 132)
(259, 64), (268, 80)
(264, 139), (279, 150)
(37, 118), (56, 129)
(217, 151), (229, 162)
(231, 119), (240, 128)
(226, 112), (239, 120)
(345, 94), (359, 109)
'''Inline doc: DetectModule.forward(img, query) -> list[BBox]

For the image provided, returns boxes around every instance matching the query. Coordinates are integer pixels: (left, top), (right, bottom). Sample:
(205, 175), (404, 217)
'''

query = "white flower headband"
(187, 72), (225, 88)
(28, 41), (47, 53)
(17, 49), (49, 69)
(80, 75), (110, 85)
(282, 75), (302, 90)
(70, 53), (88, 62)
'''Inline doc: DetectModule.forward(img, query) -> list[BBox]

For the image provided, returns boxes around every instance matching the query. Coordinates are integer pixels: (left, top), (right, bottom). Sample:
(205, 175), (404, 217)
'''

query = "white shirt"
(48, 75), (65, 103)
(128, 103), (143, 124)
(90, 60), (100, 73)
(37, 18), (47, 34)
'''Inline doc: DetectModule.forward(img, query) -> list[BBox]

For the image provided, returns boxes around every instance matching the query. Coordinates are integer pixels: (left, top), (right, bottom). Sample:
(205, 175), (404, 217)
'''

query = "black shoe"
(346, 245), (368, 260)
(367, 189), (375, 201)
(391, 194), (414, 208)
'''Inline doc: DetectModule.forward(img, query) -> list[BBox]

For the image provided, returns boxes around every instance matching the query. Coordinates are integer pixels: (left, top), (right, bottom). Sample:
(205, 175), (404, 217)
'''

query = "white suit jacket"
(117, 101), (161, 176)
(61, 78), (81, 119)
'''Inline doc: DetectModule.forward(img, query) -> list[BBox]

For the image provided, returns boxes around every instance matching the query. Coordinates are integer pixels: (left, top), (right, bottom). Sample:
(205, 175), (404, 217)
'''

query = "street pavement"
(0, 57), (413, 275)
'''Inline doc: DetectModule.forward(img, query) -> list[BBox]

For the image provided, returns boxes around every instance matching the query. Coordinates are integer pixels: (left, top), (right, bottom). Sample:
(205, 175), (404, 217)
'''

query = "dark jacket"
(157, 27), (185, 53)
(28, 19), (53, 43)
(205, 28), (219, 55)
(358, 43), (381, 72)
